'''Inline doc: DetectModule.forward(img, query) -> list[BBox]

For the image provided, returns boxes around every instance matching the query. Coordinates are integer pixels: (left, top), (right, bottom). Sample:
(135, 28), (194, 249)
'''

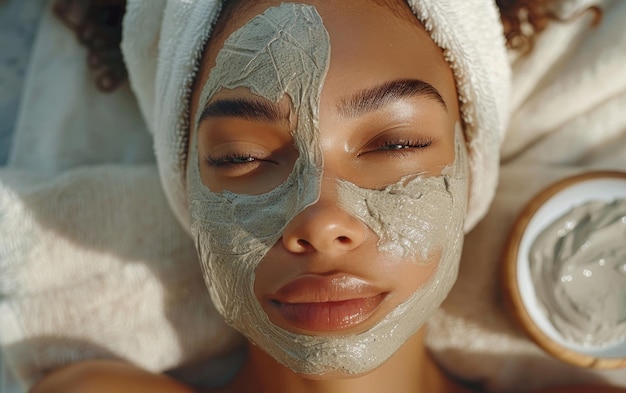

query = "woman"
(30, 0), (624, 392)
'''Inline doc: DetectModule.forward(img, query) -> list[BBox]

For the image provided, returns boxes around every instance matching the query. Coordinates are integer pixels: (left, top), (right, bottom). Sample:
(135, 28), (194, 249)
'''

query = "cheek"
(437, 134), (456, 170)
(379, 250), (441, 304)
(252, 245), (301, 300)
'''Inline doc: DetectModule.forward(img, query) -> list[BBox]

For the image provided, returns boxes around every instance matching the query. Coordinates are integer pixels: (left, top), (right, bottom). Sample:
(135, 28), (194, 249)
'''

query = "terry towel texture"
(0, 166), (242, 389)
(0, 4), (242, 390)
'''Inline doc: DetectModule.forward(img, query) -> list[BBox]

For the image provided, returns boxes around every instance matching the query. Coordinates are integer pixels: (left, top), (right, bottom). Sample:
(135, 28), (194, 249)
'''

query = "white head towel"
(122, 0), (511, 233)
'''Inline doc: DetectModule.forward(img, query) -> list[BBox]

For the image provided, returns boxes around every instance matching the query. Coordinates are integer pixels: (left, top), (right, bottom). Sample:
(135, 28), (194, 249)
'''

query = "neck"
(225, 327), (455, 393)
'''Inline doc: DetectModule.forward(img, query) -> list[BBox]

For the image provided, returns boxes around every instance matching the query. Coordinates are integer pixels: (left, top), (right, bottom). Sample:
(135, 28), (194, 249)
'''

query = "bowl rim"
(502, 170), (626, 369)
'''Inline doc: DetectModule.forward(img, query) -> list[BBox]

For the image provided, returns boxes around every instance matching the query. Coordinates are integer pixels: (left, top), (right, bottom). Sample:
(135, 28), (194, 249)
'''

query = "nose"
(281, 178), (367, 255)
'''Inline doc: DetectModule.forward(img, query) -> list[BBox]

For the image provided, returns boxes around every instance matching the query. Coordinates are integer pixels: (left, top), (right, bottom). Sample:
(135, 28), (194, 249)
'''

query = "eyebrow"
(336, 79), (447, 119)
(198, 97), (290, 125)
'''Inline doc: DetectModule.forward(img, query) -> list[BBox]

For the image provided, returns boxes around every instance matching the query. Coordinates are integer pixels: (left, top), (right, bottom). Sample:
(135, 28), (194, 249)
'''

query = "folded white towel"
(0, 165), (242, 389)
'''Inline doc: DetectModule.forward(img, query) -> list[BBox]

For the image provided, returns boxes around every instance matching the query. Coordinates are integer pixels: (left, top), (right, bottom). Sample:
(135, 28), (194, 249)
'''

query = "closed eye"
(359, 137), (433, 157)
(376, 138), (432, 151)
(204, 153), (259, 168)
(203, 151), (278, 179)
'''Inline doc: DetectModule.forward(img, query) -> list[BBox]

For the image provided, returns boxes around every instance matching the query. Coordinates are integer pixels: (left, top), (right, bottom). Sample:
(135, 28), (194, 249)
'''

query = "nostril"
(297, 239), (311, 249)
(336, 236), (350, 244)
(282, 210), (367, 253)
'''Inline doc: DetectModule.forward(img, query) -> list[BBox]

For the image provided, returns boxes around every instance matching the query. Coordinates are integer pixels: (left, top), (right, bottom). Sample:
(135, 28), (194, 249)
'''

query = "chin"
(296, 367), (378, 381)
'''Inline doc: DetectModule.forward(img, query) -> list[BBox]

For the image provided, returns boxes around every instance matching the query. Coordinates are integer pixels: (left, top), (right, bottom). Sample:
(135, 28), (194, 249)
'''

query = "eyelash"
(204, 152), (257, 168)
(204, 137), (433, 168)
(366, 137), (433, 156)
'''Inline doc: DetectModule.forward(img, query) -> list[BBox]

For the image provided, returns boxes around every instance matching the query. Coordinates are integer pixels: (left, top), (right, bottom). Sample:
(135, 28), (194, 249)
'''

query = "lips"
(267, 275), (387, 332)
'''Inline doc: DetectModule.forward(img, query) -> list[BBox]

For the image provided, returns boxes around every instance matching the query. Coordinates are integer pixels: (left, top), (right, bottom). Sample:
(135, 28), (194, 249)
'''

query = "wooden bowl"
(502, 171), (626, 369)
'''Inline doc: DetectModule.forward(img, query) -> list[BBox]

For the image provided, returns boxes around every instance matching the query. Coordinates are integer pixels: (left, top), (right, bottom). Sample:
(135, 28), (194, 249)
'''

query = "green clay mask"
(187, 3), (468, 375)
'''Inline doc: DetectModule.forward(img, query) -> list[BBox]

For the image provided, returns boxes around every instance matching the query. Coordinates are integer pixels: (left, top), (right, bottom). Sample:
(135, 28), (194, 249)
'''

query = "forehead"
(193, 0), (458, 118)
(209, 0), (418, 53)
(204, 1), (445, 72)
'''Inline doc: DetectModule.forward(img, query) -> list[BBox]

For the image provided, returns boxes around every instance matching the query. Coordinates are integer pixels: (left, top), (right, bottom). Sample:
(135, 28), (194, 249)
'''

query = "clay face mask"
(187, 3), (468, 375)
(530, 199), (626, 347)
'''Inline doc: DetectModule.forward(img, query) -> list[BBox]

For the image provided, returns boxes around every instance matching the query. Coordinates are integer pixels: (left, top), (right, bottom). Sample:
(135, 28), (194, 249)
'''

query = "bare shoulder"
(535, 386), (626, 393)
(30, 360), (197, 393)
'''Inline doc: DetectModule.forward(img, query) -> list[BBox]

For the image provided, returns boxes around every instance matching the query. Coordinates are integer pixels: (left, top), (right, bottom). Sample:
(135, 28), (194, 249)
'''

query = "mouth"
(267, 275), (387, 332)
(270, 295), (386, 332)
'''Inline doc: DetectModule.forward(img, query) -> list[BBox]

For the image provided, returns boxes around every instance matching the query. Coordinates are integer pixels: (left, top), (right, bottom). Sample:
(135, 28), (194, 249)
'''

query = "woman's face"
(187, 0), (466, 376)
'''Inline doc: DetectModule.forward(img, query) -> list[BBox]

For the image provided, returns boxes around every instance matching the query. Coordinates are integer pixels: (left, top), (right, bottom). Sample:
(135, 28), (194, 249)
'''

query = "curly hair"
(54, 0), (601, 92)
(53, 0), (128, 92)
(496, 0), (602, 50)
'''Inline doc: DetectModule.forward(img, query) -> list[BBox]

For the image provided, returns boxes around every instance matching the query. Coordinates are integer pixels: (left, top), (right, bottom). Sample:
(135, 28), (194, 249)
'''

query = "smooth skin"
(29, 0), (626, 392)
